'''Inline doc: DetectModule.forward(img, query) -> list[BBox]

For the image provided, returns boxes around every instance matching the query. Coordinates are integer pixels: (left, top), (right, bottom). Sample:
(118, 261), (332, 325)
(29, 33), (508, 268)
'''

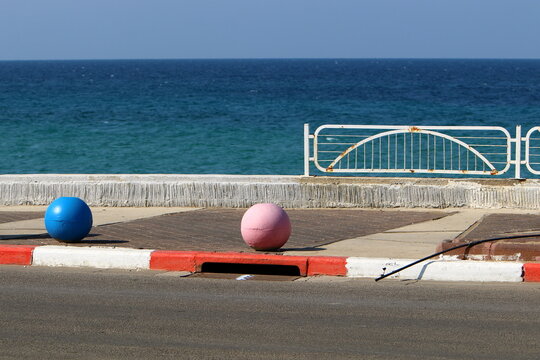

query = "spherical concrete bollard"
(241, 203), (292, 250)
(44, 197), (93, 243)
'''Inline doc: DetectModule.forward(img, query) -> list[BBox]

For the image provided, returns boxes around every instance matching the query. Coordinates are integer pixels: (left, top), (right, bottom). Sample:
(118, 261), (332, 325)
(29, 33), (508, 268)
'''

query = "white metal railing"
(525, 126), (540, 175)
(304, 124), (532, 178)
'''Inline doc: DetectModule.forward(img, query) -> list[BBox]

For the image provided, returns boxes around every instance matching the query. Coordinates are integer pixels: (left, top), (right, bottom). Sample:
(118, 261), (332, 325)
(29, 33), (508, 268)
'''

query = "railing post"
(514, 125), (522, 179)
(304, 123), (310, 176)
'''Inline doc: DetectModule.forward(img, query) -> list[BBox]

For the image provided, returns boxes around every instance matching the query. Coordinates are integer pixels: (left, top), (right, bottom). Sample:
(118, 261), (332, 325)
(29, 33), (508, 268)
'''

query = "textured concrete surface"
(286, 210), (477, 258)
(0, 206), (198, 238)
(438, 212), (540, 261)
(4, 174), (540, 209)
(0, 208), (449, 254)
(1, 206), (540, 261)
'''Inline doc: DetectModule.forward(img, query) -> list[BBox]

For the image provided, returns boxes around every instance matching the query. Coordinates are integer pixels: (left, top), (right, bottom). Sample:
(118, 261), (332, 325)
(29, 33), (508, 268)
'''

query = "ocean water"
(1, 59), (539, 176)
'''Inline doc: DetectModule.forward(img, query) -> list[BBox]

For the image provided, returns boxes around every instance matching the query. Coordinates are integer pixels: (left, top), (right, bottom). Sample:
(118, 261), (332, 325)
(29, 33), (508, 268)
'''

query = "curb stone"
(0, 245), (537, 282)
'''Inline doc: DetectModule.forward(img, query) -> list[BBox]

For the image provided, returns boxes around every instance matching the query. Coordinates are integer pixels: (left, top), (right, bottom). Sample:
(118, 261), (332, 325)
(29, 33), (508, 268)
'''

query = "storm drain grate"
(200, 262), (301, 276)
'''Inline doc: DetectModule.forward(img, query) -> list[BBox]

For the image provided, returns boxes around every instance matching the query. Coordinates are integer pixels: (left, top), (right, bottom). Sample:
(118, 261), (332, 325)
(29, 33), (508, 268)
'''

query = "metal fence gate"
(304, 124), (540, 178)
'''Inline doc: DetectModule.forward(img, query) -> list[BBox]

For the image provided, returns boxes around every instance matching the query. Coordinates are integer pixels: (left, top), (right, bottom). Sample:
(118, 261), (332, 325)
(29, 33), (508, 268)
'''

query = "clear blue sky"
(1, 0), (539, 60)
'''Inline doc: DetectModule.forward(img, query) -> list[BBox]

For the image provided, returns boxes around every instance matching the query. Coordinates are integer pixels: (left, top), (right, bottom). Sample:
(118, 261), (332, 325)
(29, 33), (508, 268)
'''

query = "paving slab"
(438, 213), (540, 261)
(0, 211), (44, 224)
(285, 210), (483, 258)
(0, 208), (450, 252)
(2, 206), (540, 262)
(0, 207), (199, 239)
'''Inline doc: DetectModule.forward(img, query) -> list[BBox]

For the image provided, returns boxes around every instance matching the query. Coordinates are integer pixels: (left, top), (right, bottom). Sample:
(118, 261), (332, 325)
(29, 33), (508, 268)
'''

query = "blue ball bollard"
(44, 197), (93, 243)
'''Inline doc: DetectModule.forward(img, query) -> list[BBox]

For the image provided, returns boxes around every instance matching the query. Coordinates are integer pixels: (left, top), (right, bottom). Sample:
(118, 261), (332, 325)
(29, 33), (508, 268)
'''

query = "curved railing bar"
(325, 128), (500, 174)
(525, 126), (540, 175)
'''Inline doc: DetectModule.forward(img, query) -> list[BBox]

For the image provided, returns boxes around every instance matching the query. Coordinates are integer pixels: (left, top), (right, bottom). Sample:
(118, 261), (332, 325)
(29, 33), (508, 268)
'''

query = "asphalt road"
(1, 266), (539, 359)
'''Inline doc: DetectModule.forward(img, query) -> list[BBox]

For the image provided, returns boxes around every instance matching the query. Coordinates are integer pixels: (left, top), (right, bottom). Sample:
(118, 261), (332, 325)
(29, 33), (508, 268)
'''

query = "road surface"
(0, 266), (539, 359)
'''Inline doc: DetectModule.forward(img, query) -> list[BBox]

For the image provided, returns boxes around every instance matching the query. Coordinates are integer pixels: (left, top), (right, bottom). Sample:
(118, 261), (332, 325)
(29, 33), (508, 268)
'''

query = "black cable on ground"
(375, 233), (540, 282)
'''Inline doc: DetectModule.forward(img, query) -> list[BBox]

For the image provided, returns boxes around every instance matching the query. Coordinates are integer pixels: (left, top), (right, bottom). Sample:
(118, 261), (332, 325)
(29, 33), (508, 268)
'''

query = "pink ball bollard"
(241, 203), (292, 250)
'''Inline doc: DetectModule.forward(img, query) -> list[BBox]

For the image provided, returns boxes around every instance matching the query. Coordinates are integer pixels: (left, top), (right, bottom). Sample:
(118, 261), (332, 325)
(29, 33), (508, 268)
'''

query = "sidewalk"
(1, 206), (539, 282)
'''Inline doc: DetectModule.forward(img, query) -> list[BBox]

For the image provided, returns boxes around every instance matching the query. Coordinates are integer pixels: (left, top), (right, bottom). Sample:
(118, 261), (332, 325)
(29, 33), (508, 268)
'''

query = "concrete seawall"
(1, 174), (539, 209)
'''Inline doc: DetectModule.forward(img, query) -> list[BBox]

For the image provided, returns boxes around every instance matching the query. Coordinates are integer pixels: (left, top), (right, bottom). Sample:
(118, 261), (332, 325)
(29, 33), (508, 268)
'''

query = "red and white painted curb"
(1, 245), (539, 282)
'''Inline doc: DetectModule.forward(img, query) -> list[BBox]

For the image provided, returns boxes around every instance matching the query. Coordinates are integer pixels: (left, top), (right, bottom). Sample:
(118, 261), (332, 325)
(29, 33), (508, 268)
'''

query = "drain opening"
(200, 262), (301, 276)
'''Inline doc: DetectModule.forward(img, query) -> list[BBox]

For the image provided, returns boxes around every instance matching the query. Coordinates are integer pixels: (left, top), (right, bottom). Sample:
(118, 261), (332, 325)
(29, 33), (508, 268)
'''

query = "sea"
(1, 59), (539, 176)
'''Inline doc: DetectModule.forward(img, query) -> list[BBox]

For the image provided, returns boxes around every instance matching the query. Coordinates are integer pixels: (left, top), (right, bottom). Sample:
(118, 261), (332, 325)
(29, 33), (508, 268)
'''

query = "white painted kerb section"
(33, 246), (153, 269)
(346, 257), (523, 282)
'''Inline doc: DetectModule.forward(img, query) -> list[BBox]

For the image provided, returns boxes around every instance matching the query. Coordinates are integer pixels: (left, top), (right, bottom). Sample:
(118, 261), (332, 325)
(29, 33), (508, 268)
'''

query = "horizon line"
(1, 57), (540, 62)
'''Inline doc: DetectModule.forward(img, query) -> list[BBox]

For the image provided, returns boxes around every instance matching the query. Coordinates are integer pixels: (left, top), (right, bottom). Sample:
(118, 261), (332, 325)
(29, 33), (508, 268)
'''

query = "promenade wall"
(1, 174), (539, 209)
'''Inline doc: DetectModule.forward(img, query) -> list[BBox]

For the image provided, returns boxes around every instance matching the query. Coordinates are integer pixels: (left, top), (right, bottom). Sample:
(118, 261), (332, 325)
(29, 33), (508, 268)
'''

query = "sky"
(1, 0), (539, 60)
